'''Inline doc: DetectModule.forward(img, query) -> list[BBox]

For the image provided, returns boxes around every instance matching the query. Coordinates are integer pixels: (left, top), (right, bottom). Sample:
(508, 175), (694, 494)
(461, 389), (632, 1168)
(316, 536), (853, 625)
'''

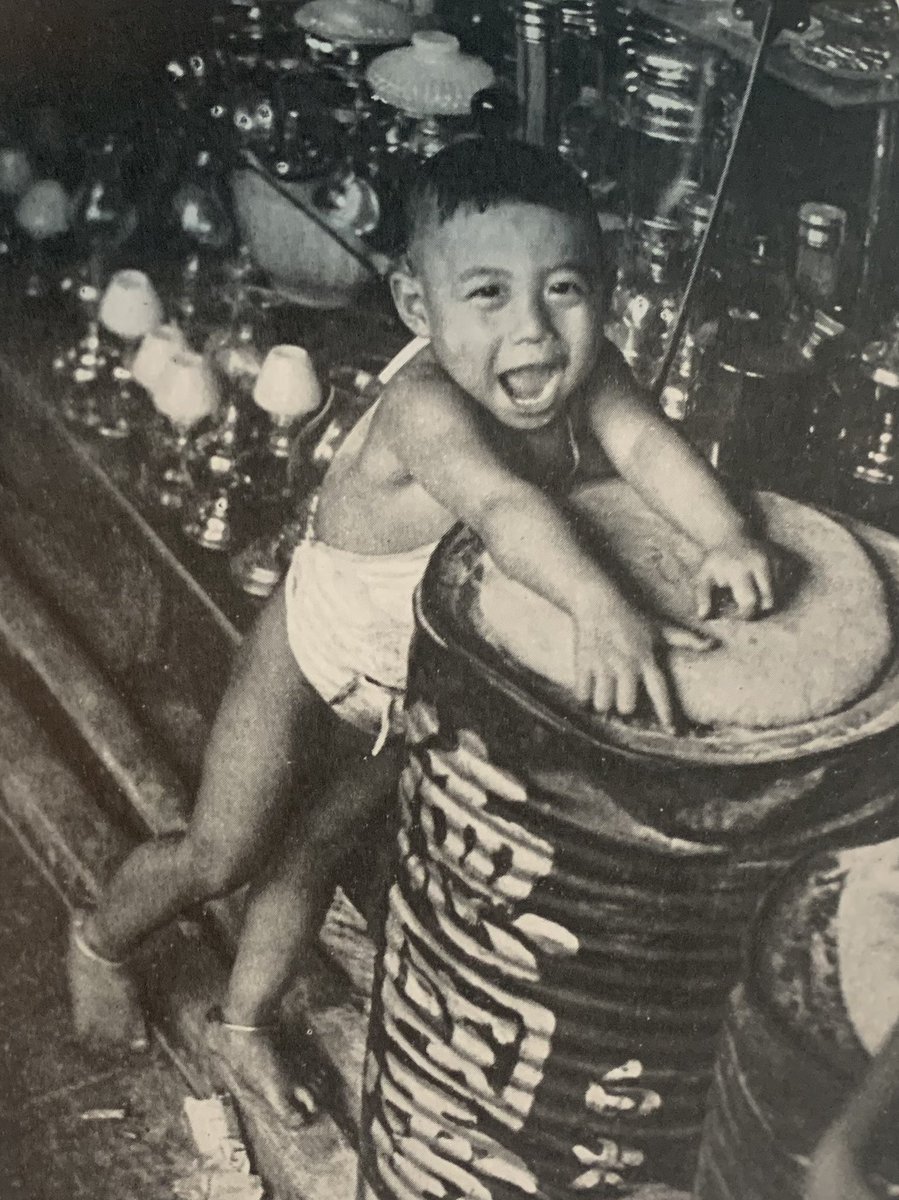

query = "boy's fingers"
(642, 664), (674, 731)
(592, 671), (615, 717)
(694, 574), (713, 620)
(754, 565), (775, 612)
(573, 639), (595, 706)
(661, 624), (718, 652)
(730, 573), (760, 619)
(615, 668), (639, 717)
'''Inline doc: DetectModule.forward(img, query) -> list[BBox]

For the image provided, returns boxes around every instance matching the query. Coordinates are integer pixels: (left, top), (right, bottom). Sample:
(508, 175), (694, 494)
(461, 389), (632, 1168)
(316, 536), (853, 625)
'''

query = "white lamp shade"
(131, 324), (188, 393)
(366, 31), (494, 117)
(152, 350), (219, 429)
(98, 270), (164, 341)
(15, 179), (70, 239)
(253, 345), (323, 417)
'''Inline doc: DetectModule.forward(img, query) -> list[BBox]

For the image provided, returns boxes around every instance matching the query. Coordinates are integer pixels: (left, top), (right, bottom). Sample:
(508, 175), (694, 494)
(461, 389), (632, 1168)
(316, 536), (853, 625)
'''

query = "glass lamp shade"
(294, 0), (414, 45)
(98, 270), (164, 341)
(151, 351), (219, 429)
(132, 325), (187, 393)
(15, 179), (70, 239)
(366, 32), (495, 117)
(0, 148), (33, 199)
(253, 345), (323, 418)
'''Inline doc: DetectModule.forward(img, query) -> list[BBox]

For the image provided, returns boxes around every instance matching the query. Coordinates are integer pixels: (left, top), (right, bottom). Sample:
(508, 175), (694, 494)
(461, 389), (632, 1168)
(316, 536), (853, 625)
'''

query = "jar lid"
(680, 183), (714, 228)
(639, 49), (702, 90)
(366, 32), (495, 117)
(560, 1), (602, 34)
(633, 89), (699, 142)
(633, 215), (684, 265)
(294, 0), (414, 46)
(862, 316), (899, 389)
(798, 201), (847, 250)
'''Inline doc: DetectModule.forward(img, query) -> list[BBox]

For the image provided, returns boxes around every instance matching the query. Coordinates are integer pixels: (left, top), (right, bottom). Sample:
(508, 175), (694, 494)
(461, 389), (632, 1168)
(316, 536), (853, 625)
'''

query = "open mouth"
(499, 364), (563, 412)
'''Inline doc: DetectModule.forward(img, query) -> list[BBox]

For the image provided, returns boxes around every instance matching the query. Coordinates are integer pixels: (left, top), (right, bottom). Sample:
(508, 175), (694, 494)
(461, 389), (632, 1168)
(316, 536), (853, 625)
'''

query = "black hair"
(404, 137), (602, 264)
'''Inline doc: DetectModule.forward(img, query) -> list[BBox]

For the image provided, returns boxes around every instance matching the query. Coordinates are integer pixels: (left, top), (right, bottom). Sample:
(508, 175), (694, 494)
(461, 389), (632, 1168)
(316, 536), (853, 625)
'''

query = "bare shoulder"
(587, 339), (654, 431)
(377, 351), (479, 451)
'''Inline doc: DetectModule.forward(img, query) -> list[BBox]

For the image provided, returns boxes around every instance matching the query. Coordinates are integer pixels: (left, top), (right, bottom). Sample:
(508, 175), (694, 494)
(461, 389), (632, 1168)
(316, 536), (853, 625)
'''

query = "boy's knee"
(184, 834), (258, 899)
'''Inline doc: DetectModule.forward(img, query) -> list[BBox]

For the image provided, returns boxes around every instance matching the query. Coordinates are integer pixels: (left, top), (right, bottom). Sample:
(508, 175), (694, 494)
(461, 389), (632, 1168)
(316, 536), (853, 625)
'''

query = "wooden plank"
(0, 676), (360, 1200)
(0, 552), (373, 1133)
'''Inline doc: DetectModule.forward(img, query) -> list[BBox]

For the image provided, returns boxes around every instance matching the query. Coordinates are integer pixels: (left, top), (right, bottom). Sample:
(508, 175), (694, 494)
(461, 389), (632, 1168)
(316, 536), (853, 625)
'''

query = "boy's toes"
(293, 1084), (318, 1120)
(208, 1011), (317, 1128)
(67, 911), (148, 1050)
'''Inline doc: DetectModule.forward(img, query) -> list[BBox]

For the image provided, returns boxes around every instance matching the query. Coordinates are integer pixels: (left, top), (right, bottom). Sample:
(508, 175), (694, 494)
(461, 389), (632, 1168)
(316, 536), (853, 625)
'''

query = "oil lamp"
(145, 350), (220, 510)
(229, 344), (325, 594)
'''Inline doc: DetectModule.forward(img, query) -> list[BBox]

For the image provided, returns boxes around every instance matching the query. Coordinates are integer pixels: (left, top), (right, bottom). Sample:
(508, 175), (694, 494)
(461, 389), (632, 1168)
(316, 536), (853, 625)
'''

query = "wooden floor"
(0, 809), (201, 1200)
(0, 551), (365, 1200)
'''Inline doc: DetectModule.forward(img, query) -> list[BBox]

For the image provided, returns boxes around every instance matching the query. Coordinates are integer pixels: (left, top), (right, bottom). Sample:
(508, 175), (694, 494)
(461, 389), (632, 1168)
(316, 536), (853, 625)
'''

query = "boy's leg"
(69, 584), (328, 1043)
(210, 724), (403, 1125)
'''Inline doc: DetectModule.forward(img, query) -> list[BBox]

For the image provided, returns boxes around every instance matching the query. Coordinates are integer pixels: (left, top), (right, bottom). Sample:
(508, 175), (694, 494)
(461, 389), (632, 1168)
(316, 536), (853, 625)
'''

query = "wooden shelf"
(634, 0), (899, 109)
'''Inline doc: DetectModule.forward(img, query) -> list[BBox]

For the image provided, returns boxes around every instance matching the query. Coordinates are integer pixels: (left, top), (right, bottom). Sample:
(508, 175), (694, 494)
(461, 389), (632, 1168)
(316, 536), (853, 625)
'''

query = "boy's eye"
(548, 276), (586, 299)
(466, 283), (504, 303)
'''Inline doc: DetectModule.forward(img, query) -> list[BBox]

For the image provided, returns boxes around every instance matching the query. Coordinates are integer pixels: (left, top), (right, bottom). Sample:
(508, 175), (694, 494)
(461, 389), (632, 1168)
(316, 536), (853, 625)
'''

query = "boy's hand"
(695, 536), (775, 621)
(571, 586), (715, 731)
(805, 1123), (877, 1200)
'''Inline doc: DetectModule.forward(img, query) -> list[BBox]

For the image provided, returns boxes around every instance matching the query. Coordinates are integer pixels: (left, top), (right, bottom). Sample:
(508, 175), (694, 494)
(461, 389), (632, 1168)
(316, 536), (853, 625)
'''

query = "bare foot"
(207, 1009), (317, 1129)
(67, 909), (149, 1050)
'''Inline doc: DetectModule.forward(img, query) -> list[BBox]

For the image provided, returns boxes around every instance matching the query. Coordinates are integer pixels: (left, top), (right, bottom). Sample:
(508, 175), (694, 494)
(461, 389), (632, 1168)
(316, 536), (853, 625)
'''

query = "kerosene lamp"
(229, 344), (326, 593)
(365, 30), (494, 160)
(0, 139), (33, 264)
(171, 146), (235, 346)
(15, 178), (70, 299)
(145, 350), (220, 510)
(181, 249), (263, 551)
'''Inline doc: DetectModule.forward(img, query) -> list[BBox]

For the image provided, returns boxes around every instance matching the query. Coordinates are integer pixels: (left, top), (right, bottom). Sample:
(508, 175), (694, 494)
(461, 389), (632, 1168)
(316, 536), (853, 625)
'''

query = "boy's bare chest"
(496, 420), (575, 488)
(496, 410), (610, 491)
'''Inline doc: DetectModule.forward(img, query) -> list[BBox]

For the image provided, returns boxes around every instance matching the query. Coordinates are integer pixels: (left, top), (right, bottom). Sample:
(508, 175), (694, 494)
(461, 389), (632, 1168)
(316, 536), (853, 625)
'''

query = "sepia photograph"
(1, 1), (898, 1198)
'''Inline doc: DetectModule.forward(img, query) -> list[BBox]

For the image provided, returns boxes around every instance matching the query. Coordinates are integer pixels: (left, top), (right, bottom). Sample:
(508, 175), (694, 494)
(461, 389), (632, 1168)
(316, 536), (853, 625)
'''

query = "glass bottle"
(782, 205), (852, 502)
(658, 186), (721, 422)
(626, 41), (710, 223)
(719, 232), (792, 365)
(832, 315), (899, 528)
(682, 235), (796, 491)
(607, 217), (686, 391)
(513, 0), (561, 148)
(556, 2), (615, 195)
(794, 202), (848, 318)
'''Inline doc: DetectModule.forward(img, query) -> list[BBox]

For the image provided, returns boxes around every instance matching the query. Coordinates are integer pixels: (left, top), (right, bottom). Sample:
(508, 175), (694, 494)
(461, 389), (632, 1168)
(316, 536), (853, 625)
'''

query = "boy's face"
(395, 202), (604, 431)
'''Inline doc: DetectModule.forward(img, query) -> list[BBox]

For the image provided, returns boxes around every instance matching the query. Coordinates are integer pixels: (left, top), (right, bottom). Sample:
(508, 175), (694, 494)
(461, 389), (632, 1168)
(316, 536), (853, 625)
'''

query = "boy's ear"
(390, 268), (431, 339)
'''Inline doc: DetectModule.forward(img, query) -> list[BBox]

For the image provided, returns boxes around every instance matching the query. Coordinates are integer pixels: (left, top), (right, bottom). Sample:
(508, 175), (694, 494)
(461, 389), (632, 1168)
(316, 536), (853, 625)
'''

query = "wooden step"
(0, 673), (360, 1200)
(0, 553), (374, 1198)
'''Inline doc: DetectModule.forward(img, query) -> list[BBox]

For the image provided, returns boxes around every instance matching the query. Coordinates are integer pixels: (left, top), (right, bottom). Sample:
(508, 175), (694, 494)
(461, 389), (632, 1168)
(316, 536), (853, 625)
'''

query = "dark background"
(0, 0), (210, 98)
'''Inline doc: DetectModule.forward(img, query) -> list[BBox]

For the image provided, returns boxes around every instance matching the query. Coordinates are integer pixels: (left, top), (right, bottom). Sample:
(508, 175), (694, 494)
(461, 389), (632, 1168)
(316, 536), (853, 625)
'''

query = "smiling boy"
(68, 138), (773, 1124)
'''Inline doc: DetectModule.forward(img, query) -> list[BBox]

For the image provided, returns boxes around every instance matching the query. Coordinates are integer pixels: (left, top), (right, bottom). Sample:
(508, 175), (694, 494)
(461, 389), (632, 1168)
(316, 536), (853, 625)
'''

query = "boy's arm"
(589, 350), (774, 618)
(380, 360), (707, 726)
(805, 1013), (899, 1200)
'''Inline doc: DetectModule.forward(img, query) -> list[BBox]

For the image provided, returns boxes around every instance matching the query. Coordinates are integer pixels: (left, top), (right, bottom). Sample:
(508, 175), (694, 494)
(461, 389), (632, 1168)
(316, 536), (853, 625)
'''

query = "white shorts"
(284, 534), (435, 753)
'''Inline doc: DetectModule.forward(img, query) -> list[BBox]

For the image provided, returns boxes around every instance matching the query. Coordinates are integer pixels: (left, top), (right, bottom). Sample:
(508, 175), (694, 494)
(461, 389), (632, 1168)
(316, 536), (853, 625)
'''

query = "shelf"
(634, 0), (899, 109)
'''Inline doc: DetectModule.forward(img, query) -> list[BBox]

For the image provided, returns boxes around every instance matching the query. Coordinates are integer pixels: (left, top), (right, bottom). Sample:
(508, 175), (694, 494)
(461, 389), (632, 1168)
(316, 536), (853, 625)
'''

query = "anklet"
(220, 1018), (277, 1035)
(209, 1006), (276, 1035)
(72, 916), (129, 971)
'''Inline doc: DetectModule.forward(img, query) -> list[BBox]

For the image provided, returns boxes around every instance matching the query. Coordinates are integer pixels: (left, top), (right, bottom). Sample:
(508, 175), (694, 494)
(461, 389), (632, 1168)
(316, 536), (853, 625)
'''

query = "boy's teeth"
(502, 365), (557, 400)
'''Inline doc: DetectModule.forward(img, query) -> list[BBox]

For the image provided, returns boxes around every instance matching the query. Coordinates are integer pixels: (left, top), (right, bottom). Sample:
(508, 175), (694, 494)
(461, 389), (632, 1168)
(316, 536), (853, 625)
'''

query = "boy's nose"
(511, 292), (551, 343)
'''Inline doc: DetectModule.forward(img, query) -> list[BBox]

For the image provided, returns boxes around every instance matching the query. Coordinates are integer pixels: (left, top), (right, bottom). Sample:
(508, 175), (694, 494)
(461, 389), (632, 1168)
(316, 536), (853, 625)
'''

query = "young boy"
(68, 137), (774, 1125)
